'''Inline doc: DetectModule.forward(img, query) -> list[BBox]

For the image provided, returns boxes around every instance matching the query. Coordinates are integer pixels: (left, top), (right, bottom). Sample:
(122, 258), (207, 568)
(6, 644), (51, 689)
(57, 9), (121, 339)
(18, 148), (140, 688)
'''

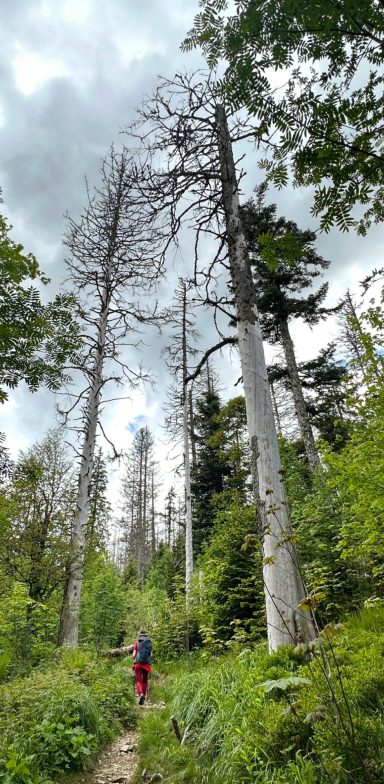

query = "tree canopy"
(183, 0), (384, 233)
(0, 209), (82, 403)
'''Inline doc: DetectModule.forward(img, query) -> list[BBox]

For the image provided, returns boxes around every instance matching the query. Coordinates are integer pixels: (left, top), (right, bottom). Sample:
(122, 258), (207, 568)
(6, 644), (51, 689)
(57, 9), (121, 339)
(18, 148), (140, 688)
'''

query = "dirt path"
(77, 730), (139, 784)
(77, 701), (166, 784)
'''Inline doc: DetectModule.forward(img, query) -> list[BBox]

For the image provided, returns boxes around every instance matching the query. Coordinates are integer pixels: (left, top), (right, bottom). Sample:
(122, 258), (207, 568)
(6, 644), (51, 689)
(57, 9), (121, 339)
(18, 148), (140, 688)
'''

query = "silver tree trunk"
(215, 105), (315, 651)
(59, 294), (109, 648)
(184, 387), (193, 598)
(182, 284), (194, 600)
(279, 318), (321, 469)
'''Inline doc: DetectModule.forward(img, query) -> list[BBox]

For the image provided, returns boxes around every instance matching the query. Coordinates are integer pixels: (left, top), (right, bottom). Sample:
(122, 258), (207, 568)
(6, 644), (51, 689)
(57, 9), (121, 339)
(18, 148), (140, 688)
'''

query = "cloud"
(0, 0), (376, 508)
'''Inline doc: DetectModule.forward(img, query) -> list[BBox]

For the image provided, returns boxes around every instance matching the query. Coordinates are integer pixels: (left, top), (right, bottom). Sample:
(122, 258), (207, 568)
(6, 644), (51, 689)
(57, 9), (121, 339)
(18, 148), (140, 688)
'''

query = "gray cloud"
(0, 0), (377, 494)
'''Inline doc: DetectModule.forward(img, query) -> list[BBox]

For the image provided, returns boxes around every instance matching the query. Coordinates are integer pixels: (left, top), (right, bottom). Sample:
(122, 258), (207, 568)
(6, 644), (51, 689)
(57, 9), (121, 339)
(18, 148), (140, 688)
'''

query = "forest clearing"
(1, 1), (384, 783)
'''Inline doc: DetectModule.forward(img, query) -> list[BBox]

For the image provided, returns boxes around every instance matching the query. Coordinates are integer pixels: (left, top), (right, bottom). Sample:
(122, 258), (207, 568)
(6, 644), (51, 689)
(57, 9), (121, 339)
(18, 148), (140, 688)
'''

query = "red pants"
(134, 666), (149, 696)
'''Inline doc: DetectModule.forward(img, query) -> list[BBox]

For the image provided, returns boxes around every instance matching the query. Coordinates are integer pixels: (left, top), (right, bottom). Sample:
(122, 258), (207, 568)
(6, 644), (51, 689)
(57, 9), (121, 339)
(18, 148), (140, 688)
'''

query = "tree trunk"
(279, 318), (321, 469)
(58, 292), (109, 648)
(151, 470), (156, 557)
(215, 105), (315, 651)
(138, 438), (145, 581)
(143, 431), (148, 572)
(188, 388), (197, 471)
(270, 380), (283, 437)
(182, 284), (194, 599)
(183, 393), (193, 595)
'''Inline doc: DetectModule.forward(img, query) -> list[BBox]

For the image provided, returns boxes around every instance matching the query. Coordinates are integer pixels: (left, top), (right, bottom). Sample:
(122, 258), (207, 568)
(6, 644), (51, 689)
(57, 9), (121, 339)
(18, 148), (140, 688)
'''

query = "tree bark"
(188, 388), (197, 471)
(59, 289), (109, 647)
(270, 380), (283, 438)
(181, 283), (194, 600)
(215, 105), (315, 651)
(151, 470), (156, 557)
(279, 318), (321, 469)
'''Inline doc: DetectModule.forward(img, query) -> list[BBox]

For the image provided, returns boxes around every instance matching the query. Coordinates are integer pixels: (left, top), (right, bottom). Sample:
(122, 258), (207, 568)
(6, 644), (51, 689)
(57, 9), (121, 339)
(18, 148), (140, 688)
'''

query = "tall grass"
(167, 608), (384, 784)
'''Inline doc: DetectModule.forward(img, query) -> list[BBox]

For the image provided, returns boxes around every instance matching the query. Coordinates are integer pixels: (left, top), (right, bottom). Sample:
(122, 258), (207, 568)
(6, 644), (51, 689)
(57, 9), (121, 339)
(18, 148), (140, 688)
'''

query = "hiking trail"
(78, 701), (166, 784)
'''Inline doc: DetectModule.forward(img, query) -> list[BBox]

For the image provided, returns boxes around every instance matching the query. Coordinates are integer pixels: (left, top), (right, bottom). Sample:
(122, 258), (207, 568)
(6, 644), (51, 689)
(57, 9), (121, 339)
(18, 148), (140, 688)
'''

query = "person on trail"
(129, 628), (152, 705)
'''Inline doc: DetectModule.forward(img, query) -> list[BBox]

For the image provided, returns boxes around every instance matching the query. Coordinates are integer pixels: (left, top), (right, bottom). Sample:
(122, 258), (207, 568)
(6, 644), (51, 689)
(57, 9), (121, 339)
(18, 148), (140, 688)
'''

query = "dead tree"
(127, 72), (315, 650)
(120, 426), (157, 580)
(163, 279), (199, 602)
(58, 148), (164, 648)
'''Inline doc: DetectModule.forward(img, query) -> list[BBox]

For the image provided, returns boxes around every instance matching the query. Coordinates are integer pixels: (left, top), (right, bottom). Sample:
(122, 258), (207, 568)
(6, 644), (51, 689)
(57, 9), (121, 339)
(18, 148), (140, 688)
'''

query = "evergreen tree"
(87, 448), (112, 553)
(197, 503), (264, 641)
(299, 344), (351, 450)
(120, 426), (156, 580)
(242, 186), (337, 468)
(215, 396), (251, 500)
(191, 387), (228, 553)
(269, 344), (351, 450)
(161, 486), (178, 548)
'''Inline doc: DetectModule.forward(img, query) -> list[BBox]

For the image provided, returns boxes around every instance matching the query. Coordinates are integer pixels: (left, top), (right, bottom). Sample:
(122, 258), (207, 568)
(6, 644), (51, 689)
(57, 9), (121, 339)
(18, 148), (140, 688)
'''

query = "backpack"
(136, 636), (152, 664)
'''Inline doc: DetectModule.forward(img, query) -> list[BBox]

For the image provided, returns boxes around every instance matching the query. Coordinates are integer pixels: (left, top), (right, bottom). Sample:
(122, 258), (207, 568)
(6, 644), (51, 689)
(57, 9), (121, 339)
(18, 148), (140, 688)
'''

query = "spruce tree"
(242, 186), (337, 468)
(269, 344), (350, 450)
(299, 345), (350, 450)
(87, 448), (112, 552)
(191, 387), (229, 553)
(120, 426), (156, 580)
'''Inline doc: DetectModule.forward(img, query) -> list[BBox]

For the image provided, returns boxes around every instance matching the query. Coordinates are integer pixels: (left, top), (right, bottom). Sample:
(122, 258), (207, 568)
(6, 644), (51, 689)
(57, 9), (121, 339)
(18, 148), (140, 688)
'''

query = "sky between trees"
(0, 0), (376, 507)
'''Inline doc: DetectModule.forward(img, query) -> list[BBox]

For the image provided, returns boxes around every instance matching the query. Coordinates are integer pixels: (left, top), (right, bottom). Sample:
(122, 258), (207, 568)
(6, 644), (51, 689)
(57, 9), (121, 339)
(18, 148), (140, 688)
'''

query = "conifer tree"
(269, 344), (350, 450)
(59, 148), (164, 648)
(241, 187), (338, 468)
(87, 448), (112, 553)
(299, 345), (350, 449)
(191, 386), (228, 553)
(120, 426), (157, 580)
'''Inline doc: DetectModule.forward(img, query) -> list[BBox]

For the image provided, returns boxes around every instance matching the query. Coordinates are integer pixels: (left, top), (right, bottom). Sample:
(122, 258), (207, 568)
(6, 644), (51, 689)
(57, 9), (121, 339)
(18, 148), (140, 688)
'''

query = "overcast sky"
(0, 0), (379, 511)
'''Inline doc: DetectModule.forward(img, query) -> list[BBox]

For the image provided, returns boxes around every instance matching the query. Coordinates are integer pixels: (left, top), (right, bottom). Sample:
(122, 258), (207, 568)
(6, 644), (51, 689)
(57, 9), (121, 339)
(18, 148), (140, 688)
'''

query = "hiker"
(129, 628), (153, 705)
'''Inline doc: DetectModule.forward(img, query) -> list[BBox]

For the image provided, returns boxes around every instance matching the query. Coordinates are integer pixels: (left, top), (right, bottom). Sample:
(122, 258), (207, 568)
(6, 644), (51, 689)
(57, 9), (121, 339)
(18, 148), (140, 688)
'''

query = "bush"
(0, 650), (136, 783)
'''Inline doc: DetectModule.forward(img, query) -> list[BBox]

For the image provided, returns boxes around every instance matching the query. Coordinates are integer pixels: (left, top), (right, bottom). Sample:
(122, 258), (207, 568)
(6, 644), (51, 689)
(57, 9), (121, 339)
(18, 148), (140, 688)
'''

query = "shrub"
(0, 650), (136, 783)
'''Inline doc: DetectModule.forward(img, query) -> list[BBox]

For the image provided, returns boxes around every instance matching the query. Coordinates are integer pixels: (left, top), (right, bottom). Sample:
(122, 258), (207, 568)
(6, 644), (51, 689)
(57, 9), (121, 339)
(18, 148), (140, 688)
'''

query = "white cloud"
(12, 49), (69, 96)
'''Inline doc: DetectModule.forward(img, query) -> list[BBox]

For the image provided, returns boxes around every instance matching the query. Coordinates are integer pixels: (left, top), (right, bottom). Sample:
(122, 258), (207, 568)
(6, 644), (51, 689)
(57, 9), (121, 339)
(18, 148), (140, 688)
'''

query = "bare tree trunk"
(137, 437), (144, 580)
(215, 105), (314, 651)
(143, 433), (148, 571)
(181, 284), (194, 600)
(270, 380), (283, 438)
(188, 388), (197, 471)
(151, 470), (156, 558)
(279, 318), (321, 469)
(59, 291), (108, 647)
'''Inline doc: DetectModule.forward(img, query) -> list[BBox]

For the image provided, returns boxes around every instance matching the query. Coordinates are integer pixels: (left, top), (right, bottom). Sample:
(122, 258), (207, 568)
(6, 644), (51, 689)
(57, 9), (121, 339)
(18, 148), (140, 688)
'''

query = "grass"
(135, 607), (384, 784)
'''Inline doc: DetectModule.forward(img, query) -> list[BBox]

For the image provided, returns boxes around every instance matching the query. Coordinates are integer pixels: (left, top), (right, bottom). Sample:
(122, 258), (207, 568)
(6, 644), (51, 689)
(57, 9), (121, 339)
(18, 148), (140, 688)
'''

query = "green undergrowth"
(0, 648), (137, 784)
(137, 607), (384, 784)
